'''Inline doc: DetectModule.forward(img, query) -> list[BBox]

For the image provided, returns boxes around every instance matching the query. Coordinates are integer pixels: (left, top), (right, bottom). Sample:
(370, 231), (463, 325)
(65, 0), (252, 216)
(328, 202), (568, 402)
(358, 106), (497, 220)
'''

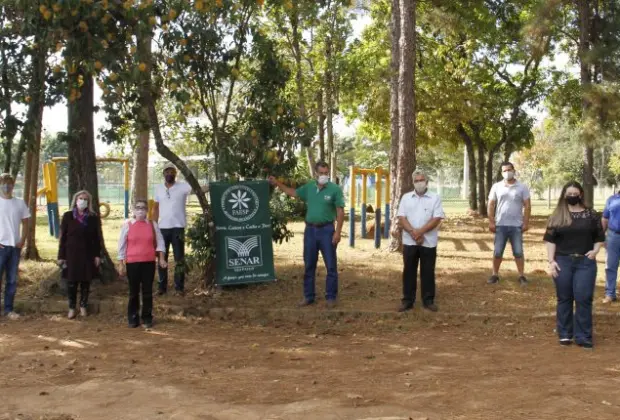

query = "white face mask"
(0, 184), (11, 197)
(134, 209), (147, 220)
(502, 171), (515, 181)
(317, 175), (330, 185)
(77, 198), (88, 211)
(414, 181), (427, 194)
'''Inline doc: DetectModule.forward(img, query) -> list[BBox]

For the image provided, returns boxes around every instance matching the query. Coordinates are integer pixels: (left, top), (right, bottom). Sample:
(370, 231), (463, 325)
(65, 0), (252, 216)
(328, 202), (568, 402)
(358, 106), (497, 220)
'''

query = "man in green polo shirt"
(269, 161), (345, 309)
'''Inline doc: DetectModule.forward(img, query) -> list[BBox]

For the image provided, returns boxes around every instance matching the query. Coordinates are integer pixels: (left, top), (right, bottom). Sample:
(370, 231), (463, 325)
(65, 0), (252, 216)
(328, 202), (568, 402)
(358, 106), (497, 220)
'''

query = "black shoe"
(398, 303), (414, 312)
(326, 300), (337, 310)
(128, 323), (140, 328)
(487, 275), (500, 284)
(423, 303), (438, 312)
(559, 338), (572, 346)
(577, 342), (593, 350)
(298, 299), (315, 307)
(518, 276), (528, 286)
(143, 322), (153, 329)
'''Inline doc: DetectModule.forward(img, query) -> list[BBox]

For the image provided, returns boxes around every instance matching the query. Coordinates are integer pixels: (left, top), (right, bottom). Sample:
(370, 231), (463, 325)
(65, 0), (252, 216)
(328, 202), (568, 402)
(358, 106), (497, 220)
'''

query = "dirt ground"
(4, 214), (620, 419)
(2, 316), (620, 420)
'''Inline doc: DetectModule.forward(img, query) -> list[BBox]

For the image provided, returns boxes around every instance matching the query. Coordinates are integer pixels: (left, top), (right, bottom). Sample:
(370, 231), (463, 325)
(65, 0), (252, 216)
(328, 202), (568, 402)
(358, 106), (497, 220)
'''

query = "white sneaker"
(80, 307), (88, 317)
(68, 309), (76, 319)
(6, 311), (20, 320)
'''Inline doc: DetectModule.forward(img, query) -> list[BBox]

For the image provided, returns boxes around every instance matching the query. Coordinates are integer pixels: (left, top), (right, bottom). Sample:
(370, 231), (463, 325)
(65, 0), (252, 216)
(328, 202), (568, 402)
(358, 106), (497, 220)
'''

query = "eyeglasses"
(166, 189), (171, 199)
(135, 206), (147, 210)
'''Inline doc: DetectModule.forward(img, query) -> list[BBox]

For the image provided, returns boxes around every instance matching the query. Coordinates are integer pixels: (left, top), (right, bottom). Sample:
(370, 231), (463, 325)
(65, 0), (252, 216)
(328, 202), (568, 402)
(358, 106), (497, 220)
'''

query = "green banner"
(209, 180), (276, 286)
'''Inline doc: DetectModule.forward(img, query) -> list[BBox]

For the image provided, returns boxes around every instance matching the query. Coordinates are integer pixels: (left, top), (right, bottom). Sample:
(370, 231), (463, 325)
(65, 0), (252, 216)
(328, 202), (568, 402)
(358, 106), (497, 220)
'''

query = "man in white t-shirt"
(0, 174), (30, 319)
(152, 163), (208, 296)
(152, 163), (192, 296)
(397, 170), (445, 313)
(487, 162), (531, 286)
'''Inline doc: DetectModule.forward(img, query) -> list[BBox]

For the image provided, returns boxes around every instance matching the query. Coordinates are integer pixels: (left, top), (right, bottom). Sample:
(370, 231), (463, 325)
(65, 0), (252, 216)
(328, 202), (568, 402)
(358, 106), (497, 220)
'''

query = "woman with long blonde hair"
(544, 181), (604, 349)
(58, 190), (102, 319)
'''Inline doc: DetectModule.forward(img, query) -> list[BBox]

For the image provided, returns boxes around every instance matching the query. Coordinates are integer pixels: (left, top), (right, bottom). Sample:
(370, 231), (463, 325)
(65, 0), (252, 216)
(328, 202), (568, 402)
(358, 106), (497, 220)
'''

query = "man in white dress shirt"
(397, 170), (445, 312)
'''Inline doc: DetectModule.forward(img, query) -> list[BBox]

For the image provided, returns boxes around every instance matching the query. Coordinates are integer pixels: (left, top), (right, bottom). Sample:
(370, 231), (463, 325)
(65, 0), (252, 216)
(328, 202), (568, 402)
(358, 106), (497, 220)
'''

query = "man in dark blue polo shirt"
(269, 161), (345, 309)
(602, 192), (620, 303)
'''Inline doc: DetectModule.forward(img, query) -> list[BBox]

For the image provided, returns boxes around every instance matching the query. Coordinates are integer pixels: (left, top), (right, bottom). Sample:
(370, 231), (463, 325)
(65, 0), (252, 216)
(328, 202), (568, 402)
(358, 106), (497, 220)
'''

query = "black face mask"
(566, 196), (581, 206)
(165, 174), (176, 184)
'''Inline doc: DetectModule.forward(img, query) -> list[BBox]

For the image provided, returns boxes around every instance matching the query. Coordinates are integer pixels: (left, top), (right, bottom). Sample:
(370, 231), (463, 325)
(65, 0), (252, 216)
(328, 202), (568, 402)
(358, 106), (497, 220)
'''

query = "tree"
(388, 0), (416, 251)
(543, 0), (620, 206)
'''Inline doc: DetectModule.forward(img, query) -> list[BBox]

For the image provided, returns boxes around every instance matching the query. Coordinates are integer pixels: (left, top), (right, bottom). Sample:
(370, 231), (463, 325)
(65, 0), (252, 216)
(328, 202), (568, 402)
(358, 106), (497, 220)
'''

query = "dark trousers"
(303, 224), (338, 301)
(158, 228), (185, 293)
(402, 245), (437, 306)
(554, 255), (596, 344)
(0, 246), (20, 313)
(67, 281), (90, 309)
(127, 261), (156, 326)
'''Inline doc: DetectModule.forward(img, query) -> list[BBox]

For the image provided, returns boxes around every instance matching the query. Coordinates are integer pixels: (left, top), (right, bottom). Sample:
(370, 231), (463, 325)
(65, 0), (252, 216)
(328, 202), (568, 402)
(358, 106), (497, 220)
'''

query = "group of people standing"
(271, 160), (615, 350)
(0, 161), (619, 348)
(0, 163), (196, 329)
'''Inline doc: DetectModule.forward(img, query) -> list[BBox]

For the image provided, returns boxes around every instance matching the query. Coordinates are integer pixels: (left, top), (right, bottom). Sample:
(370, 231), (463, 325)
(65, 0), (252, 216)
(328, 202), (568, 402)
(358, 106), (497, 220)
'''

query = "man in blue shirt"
(602, 193), (620, 303)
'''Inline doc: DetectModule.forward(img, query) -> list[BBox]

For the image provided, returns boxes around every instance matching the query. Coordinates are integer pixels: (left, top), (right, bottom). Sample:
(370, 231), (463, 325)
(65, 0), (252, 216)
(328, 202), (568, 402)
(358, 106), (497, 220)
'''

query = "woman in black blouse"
(544, 181), (605, 349)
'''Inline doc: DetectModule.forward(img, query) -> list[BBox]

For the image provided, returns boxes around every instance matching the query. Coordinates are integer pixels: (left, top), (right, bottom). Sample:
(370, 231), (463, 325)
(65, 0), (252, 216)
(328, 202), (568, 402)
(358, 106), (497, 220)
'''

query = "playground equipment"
(348, 166), (390, 249)
(38, 157), (130, 238)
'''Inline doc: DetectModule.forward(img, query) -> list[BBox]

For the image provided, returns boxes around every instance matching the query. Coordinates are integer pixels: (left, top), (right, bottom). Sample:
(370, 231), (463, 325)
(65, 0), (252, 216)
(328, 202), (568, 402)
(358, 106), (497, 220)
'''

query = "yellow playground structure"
(348, 166), (390, 249)
(38, 157), (130, 238)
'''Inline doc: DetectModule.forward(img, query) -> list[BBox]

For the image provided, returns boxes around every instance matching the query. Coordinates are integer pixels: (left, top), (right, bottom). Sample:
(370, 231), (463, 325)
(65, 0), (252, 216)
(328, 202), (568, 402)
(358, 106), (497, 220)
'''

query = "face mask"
(566, 196), (581, 206)
(317, 175), (330, 185)
(502, 171), (515, 181)
(134, 209), (147, 220)
(77, 199), (88, 210)
(414, 181), (427, 194)
(165, 174), (176, 184)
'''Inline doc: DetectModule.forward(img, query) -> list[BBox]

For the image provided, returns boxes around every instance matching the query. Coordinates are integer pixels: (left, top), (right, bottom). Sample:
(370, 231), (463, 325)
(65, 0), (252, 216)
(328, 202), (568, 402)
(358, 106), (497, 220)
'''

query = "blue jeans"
(494, 226), (524, 258)
(0, 246), (21, 313)
(158, 228), (185, 293)
(303, 224), (338, 302)
(554, 256), (596, 344)
(605, 230), (620, 299)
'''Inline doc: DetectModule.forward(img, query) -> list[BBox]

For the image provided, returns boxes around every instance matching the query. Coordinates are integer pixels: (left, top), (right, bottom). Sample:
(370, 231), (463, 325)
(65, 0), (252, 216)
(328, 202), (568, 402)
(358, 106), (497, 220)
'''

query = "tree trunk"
(476, 140), (487, 217)
(306, 148), (316, 177)
(325, 35), (336, 180)
(388, 0), (401, 250)
(1, 45), (16, 174)
(389, 0), (416, 252)
(22, 44), (46, 260)
(486, 138), (505, 200)
(67, 71), (115, 282)
(578, 0), (594, 207)
(457, 124), (477, 211)
(290, 4), (316, 178)
(10, 136), (26, 180)
(131, 33), (152, 203)
(317, 89), (325, 161)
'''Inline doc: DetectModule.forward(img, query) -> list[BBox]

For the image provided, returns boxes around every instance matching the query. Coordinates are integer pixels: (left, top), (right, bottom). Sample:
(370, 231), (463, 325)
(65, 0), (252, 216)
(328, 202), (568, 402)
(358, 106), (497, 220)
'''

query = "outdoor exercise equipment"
(348, 166), (390, 249)
(38, 157), (130, 238)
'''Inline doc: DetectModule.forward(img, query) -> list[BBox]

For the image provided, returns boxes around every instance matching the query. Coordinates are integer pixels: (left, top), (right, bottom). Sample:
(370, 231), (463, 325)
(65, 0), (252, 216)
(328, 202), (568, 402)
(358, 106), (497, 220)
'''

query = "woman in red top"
(58, 190), (101, 319)
(118, 199), (166, 329)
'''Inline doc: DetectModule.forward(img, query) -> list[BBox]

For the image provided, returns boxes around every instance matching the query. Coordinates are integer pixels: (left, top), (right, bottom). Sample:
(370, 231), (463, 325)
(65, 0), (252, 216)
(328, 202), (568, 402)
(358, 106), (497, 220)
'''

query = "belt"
(305, 221), (333, 228)
(557, 253), (585, 259)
